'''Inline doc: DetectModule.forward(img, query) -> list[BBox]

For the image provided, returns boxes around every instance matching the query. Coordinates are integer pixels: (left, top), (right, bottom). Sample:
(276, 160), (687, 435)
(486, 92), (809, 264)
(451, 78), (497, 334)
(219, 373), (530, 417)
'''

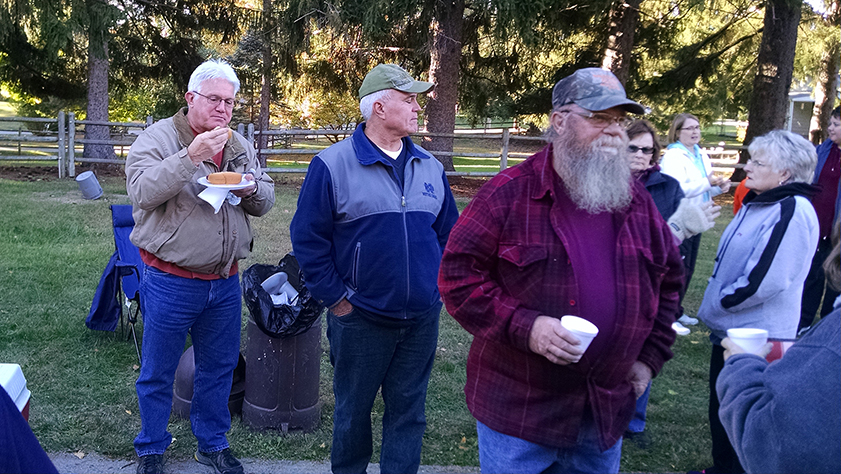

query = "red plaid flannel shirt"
(438, 144), (683, 450)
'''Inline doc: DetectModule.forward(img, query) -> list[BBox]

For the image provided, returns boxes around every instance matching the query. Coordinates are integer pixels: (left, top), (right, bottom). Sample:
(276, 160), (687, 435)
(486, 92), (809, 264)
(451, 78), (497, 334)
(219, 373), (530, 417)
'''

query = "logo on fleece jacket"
(422, 182), (438, 200)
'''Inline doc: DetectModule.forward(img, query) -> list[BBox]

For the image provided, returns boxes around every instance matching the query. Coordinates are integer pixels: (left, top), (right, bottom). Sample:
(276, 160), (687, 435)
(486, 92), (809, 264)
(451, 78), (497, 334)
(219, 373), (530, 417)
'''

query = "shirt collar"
(530, 143), (559, 201)
(352, 122), (431, 166)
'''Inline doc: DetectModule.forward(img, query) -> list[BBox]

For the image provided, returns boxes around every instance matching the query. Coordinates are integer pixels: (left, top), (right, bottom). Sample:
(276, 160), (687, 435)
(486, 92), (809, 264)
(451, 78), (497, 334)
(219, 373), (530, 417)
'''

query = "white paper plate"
(197, 175), (251, 190)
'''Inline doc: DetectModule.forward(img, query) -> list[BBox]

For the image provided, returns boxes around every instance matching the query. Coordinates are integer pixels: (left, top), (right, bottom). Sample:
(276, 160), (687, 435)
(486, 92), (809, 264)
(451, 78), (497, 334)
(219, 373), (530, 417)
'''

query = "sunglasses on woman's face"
(628, 145), (655, 155)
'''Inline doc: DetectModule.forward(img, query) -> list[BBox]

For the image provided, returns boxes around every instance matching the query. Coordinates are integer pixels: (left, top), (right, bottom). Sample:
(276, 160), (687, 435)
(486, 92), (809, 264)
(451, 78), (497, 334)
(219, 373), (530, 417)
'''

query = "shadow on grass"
(0, 175), (732, 472)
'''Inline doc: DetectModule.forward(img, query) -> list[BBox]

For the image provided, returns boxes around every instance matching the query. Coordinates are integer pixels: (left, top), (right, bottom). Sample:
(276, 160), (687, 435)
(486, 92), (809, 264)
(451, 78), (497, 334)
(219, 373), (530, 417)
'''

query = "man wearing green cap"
(291, 64), (459, 474)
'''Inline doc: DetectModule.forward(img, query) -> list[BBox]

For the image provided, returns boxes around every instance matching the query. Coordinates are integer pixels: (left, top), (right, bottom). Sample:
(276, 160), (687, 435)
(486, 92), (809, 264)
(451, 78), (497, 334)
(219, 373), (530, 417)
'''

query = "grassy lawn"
(0, 101), (34, 131)
(0, 173), (733, 472)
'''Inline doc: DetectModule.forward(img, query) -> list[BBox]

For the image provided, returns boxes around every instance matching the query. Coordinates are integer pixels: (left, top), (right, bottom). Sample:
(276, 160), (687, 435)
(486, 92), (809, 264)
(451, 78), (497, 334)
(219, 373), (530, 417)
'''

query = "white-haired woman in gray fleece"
(695, 130), (820, 474)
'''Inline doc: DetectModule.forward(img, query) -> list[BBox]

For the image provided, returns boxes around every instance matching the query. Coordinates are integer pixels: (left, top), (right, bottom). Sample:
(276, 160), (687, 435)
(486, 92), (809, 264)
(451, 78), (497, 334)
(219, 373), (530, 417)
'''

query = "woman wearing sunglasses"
(624, 119), (720, 443)
(660, 113), (732, 333)
(628, 120), (683, 224)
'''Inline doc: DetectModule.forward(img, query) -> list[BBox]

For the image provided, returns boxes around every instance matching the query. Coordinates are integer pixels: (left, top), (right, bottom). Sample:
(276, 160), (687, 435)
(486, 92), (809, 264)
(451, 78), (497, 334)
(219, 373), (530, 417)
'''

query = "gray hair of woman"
(747, 130), (817, 185)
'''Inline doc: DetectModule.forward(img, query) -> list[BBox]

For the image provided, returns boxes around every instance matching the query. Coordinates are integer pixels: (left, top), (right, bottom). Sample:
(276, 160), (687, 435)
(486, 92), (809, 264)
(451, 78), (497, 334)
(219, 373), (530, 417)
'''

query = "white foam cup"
(261, 272), (288, 295)
(726, 328), (769, 354)
(560, 315), (599, 353)
(279, 281), (299, 304)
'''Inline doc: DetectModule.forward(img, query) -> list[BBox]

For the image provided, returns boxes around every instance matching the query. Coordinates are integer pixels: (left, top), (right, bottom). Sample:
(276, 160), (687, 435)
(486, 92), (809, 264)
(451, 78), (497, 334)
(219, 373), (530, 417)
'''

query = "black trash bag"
(242, 253), (324, 339)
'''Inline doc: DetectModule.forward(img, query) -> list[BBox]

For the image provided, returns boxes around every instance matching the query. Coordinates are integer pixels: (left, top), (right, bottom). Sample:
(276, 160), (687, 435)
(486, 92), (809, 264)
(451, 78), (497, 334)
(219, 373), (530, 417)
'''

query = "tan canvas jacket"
(126, 108), (274, 277)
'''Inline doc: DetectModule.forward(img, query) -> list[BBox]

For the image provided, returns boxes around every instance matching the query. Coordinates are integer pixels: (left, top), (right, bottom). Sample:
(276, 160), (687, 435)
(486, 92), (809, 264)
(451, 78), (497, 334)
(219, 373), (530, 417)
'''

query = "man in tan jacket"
(126, 59), (273, 474)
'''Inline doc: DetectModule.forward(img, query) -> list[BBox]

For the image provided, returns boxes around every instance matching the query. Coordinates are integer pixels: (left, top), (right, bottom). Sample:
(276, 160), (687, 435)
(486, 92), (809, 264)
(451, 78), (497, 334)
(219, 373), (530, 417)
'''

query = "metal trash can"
(242, 316), (322, 433)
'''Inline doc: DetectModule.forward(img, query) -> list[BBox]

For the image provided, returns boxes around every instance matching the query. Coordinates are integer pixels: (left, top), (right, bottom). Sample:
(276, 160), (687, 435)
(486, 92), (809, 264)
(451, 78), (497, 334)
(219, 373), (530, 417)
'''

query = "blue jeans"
(627, 382), (652, 433)
(134, 266), (242, 456)
(327, 304), (441, 474)
(476, 412), (623, 474)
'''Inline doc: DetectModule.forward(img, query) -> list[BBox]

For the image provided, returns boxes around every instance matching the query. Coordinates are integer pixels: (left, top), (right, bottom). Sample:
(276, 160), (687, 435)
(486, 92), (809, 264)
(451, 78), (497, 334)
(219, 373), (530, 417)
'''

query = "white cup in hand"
(560, 316), (599, 353)
(726, 328), (768, 354)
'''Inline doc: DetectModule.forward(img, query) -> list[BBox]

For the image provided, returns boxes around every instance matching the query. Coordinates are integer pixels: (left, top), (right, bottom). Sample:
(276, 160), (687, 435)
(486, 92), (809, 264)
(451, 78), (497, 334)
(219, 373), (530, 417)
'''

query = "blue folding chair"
(86, 204), (144, 362)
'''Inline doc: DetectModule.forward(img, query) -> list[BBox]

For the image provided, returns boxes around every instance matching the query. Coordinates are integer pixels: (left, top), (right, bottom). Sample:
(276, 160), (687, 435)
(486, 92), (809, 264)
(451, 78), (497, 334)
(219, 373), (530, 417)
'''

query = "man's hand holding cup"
(528, 315), (598, 365)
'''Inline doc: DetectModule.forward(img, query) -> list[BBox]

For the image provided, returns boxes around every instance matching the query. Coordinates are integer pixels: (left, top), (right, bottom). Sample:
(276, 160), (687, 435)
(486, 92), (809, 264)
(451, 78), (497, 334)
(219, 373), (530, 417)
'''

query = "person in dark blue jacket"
(0, 386), (58, 474)
(625, 119), (720, 441)
(290, 64), (459, 474)
(800, 106), (841, 331)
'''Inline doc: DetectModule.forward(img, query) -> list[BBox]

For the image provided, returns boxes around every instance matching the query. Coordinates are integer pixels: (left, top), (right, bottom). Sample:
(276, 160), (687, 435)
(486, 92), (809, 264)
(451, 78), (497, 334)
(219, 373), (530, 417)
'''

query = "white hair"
(748, 130), (817, 184)
(359, 89), (394, 121)
(188, 59), (241, 95)
(544, 105), (575, 143)
(553, 125), (632, 213)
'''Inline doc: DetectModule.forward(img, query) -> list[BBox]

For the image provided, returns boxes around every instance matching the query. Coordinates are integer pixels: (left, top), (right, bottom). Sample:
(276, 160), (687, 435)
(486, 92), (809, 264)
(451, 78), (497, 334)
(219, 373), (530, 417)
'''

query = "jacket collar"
(172, 107), (249, 170)
(635, 164), (662, 184)
(743, 182), (818, 205)
(351, 122), (432, 167)
(667, 141), (701, 159)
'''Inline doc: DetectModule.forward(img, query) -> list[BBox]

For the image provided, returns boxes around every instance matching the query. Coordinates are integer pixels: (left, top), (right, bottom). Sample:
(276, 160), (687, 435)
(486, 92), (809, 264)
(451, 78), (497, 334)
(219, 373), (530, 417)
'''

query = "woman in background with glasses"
(625, 119), (720, 443)
(628, 119), (684, 226)
(660, 113), (732, 333)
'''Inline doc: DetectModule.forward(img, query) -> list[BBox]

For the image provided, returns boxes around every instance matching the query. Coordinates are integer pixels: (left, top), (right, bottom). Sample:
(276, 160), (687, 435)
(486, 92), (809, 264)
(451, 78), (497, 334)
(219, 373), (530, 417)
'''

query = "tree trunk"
(601, 0), (642, 86)
(733, 0), (801, 181)
(257, 0), (274, 168)
(809, 0), (840, 145)
(424, 0), (465, 172)
(84, 38), (116, 162)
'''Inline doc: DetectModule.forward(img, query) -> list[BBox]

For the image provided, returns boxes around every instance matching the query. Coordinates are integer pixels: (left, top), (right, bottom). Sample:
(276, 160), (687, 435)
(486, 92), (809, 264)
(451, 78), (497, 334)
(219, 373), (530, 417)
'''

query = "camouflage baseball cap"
(359, 64), (434, 99)
(552, 68), (645, 114)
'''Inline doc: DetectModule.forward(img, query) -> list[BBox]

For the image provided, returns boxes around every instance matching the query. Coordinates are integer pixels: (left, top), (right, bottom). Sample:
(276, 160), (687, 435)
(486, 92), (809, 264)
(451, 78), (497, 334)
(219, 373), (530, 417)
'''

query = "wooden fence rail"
(0, 112), (746, 178)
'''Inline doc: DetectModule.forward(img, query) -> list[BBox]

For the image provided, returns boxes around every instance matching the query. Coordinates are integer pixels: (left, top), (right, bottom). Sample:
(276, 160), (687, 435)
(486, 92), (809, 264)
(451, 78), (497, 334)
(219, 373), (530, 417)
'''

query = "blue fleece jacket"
(640, 165), (684, 221)
(290, 124), (459, 320)
(717, 310), (841, 474)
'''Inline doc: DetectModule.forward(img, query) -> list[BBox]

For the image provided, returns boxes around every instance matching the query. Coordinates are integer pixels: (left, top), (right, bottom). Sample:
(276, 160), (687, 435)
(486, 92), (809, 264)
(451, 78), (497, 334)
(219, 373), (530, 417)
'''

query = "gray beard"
(554, 131), (632, 214)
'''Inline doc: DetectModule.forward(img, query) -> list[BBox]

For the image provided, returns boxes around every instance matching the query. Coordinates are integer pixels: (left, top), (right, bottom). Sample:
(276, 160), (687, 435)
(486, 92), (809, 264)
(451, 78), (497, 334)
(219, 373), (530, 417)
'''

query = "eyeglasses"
(193, 91), (236, 109)
(628, 145), (655, 155)
(679, 125), (701, 131)
(746, 159), (767, 167)
(563, 110), (633, 129)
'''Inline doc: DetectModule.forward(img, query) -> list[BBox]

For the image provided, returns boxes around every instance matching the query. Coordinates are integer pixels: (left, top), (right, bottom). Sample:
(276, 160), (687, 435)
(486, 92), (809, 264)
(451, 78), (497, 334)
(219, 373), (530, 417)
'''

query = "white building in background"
(786, 90), (814, 140)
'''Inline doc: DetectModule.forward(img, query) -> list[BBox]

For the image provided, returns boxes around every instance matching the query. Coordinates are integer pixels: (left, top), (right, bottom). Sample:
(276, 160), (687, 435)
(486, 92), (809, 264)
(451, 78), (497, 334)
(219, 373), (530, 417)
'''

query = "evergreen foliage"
(0, 0), (835, 133)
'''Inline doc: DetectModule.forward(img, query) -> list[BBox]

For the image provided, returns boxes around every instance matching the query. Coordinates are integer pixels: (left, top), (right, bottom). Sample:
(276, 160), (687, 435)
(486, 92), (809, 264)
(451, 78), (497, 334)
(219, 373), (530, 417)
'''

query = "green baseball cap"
(358, 64), (434, 99)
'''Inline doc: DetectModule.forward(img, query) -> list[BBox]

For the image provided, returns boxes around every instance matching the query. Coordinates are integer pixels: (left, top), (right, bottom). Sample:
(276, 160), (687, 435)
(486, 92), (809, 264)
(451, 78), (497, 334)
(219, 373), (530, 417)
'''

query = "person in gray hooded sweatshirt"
(695, 130), (819, 474)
